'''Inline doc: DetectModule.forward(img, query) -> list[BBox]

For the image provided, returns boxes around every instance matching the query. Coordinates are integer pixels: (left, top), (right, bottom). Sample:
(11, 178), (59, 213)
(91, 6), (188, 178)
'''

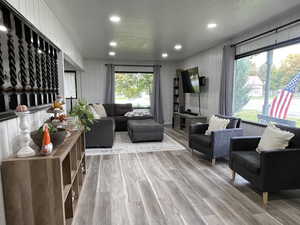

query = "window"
(233, 43), (300, 127)
(114, 72), (153, 108)
(64, 71), (77, 99)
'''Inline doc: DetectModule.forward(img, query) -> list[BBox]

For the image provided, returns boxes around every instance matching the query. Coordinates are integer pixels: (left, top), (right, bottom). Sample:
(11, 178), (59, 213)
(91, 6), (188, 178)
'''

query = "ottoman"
(127, 119), (164, 143)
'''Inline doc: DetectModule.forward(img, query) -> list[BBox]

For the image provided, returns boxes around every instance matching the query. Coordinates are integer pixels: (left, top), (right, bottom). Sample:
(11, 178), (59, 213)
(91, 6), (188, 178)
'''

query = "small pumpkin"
(16, 105), (28, 112)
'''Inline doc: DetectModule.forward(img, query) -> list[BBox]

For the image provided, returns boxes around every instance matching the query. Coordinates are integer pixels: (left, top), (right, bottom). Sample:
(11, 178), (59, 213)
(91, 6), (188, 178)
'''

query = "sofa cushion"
(103, 104), (115, 116)
(114, 104), (133, 116)
(231, 151), (260, 174)
(190, 134), (211, 148)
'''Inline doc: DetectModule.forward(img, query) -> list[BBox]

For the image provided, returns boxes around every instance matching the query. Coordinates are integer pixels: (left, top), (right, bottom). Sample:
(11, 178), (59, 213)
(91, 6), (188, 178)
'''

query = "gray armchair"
(189, 115), (243, 165)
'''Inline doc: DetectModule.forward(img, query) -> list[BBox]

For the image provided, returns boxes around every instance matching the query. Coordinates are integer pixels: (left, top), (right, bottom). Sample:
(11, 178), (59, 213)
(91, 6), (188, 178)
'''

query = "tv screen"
(181, 71), (200, 93)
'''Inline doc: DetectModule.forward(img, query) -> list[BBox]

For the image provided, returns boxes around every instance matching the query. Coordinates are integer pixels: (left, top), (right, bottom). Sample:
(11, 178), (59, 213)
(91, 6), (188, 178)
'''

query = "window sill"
(241, 120), (267, 128)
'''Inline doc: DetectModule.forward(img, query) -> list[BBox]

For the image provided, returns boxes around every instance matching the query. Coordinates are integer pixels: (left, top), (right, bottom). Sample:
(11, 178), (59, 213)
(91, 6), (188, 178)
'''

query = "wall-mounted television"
(181, 70), (201, 93)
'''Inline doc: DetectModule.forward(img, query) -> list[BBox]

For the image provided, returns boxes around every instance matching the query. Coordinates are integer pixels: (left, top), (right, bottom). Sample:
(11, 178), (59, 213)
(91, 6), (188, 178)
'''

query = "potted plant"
(70, 100), (94, 132)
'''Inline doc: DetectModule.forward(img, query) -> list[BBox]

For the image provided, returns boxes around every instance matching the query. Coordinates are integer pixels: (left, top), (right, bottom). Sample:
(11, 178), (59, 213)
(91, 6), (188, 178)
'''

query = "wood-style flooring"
(73, 128), (300, 225)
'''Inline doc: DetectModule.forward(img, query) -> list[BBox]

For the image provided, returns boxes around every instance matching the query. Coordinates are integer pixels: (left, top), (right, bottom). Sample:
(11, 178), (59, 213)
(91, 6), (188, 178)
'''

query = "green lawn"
(235, 110), (300, 127)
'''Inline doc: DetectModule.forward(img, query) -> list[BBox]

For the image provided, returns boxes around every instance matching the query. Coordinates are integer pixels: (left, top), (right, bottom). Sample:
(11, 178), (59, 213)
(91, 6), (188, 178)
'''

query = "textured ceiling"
(45, 0), (300, 61)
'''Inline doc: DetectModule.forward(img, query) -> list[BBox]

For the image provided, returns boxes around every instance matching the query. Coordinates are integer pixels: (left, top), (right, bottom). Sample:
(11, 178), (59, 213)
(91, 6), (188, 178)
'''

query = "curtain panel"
(219, 45), (236, 116)
(151, 65), (164, 124)
(105, 64), (115, 104)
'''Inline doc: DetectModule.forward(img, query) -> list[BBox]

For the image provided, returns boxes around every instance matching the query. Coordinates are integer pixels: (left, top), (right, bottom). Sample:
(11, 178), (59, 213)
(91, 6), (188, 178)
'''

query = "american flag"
(269, 73), (300, 119)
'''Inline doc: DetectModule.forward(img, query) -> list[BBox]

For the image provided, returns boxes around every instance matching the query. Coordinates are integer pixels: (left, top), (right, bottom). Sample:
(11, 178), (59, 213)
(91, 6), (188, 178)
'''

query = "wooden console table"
(1, 130), (86, 225)
(173, 112), (207, 136)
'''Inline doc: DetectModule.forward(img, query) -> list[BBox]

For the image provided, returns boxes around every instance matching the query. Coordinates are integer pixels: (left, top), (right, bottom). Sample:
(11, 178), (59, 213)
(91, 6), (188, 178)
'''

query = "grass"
(235, 110), (300, 127)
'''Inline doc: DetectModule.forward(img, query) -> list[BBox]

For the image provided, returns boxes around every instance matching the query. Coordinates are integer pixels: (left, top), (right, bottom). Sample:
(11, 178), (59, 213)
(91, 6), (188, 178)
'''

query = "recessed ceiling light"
(207, 23), (217, 29)
(162, 53), (168, 58)
(174, 44), (182, 51)
(110, 15), (121, 23)
(0, 25), (8, 32)
(109, 41), (117, 47)
(109, 51), (116, 56)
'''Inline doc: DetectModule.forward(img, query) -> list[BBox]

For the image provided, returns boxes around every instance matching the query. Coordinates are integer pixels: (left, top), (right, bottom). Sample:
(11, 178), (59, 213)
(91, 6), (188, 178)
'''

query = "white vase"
(16, 112), (36, 158)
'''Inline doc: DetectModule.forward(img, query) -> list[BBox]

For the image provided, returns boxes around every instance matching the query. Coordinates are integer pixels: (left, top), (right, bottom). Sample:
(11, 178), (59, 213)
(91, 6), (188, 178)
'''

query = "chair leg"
(263, 192), (268, 205)
(211, 158), (216, 166)
(231, 170), (236, 182)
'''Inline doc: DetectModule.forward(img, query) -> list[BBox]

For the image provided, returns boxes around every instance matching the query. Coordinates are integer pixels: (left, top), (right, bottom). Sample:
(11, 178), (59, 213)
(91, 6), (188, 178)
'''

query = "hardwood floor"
(73, 129), (300, 225)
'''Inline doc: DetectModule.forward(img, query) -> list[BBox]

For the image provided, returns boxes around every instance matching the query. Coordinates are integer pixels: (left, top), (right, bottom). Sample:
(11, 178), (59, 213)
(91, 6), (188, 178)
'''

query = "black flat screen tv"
(181, 70), (200, 93)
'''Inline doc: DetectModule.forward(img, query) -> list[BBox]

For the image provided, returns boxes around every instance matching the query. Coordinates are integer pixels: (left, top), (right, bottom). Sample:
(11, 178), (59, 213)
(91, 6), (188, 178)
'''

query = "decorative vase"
(16, 112), (36, 158)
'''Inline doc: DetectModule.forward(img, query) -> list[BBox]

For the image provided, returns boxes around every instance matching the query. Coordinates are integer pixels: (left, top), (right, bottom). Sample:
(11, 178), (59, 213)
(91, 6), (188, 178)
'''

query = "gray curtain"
(151, 65), (164, 124)
(105, 64), (115, 103)
(219, 45), (236, 116)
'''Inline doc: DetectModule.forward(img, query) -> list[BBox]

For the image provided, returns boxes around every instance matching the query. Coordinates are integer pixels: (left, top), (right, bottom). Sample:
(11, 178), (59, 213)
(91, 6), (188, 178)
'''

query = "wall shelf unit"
(1, 130), (86, 225)
(172, 69), (185, 127)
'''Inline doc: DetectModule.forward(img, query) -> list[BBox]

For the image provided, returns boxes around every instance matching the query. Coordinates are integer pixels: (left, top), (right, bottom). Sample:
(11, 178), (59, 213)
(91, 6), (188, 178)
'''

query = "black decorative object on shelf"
(0, 1), (60, 121)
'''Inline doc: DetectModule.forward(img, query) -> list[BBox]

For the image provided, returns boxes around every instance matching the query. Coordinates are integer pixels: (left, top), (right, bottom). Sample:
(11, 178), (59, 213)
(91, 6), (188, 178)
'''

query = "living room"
(1, 0), (300, 225)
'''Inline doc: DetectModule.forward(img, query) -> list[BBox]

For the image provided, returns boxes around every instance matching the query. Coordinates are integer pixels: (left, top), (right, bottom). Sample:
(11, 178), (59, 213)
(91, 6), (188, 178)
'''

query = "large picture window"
(115, 72), (153, 108)
(233, 43), (300, 127)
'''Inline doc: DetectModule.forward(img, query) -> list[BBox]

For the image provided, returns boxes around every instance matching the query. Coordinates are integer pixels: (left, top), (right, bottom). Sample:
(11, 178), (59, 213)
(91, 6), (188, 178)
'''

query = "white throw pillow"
(89, 105), (100, 119)
(93, 104), (107, 118)
(205, 115), (230, 135)
(257, 123), (295, 153)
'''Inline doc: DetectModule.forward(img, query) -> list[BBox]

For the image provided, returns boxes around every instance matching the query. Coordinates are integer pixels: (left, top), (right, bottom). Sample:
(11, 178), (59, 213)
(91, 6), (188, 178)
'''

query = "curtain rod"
(105, 64), (161, 67)
(231, 18), (300, 47)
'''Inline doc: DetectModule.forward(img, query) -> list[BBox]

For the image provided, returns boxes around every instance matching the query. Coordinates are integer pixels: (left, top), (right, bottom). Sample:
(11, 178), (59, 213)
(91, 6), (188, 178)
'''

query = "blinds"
(236, 22), (300, 57)
(114, 65), (154, 73)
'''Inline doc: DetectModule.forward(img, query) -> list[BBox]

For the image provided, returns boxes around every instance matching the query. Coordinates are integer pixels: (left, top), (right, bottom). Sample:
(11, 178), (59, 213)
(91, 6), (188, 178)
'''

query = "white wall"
(6, 0), (84, 70)
(178, 45), (224, 117)
(80, 60), (177, 124)
(0, 1), (73, 221)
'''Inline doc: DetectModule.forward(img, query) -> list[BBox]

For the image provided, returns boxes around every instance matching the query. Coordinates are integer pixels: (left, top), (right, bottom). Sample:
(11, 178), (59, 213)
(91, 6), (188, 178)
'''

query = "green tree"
(275, 54), (300, 92)
(233, 58), (252, 113)
(115, 73), (153, 99)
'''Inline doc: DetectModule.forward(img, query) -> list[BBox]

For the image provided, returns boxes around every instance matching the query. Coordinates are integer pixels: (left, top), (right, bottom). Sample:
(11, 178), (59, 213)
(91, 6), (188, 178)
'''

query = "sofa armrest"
(211, 128), (243, 158)
(230, 136), (261, 152)
(86, 118), (115, 148)
(260, 149), (300, 190)
(189, 123), (209, 135)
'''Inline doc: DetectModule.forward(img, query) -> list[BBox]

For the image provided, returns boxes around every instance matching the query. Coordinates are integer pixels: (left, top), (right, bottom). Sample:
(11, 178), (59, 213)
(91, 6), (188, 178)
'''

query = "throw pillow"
(89, 105), (100, 119)
(125, 109), (151, 117)
(257, 123), (295, 153)
(205, 115), (230, 135)
(93, 104), (107, 118)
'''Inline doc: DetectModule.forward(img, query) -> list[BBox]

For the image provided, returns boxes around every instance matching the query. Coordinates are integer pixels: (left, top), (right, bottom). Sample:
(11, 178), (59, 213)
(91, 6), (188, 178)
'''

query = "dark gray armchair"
(189, 115), (243, 165)
(230, 124), (300, 204)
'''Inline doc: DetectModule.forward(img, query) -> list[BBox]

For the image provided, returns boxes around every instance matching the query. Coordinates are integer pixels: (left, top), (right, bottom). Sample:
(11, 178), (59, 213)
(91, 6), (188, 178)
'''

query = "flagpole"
(262, 50), (273, 116)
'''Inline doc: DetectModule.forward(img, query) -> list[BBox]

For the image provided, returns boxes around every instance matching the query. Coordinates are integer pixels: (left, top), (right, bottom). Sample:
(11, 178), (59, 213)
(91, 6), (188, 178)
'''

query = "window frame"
(233, 39), (300, 126)
(114, 71), (154, 109)
(64, 70), (78, 99)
